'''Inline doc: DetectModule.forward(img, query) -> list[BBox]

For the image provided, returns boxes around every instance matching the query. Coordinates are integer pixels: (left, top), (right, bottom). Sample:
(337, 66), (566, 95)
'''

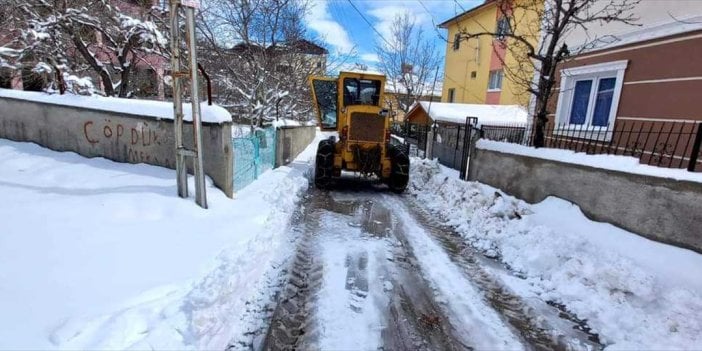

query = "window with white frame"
(447, 88), (456, 103)
(555, 60), (628, 132)
(488, 70), (503, 91)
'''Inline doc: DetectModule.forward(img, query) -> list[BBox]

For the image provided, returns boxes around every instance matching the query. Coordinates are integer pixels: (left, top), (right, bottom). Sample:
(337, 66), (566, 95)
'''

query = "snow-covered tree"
(7, 0), (169, 97)
(196, 0), (326, 127)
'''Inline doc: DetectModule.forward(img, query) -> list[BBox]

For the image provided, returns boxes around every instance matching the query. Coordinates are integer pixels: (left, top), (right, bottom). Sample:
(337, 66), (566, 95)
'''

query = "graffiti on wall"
(82, 119), (171, 165)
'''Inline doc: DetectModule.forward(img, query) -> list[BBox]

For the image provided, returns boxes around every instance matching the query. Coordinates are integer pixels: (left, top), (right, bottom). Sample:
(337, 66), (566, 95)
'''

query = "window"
(555, 60), (628, 136)
(312, 79), (338, 129)
(342, 78), (380, 106)
(447, 88), (455, 103)
(470, 71), (477, 79)
(496, 17), (511, 40)
(453, 33), (460, 51)
(0, 69), (12, 89)
(275, 65), (291, 74)
(488, 70), (503, 91)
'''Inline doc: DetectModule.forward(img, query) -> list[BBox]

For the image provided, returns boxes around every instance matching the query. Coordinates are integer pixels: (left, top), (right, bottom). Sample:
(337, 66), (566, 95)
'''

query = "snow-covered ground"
(0, 136), (318, 350)
(409, 158), (702, 349)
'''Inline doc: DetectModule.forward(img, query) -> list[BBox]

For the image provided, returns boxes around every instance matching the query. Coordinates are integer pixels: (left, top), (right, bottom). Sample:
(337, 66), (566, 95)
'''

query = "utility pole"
(170, 0), (207, 208)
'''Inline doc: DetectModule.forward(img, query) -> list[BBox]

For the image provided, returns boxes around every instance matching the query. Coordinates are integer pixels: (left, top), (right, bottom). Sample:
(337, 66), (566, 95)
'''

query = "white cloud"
(305, 0), (354, 54)
(366, 0), (482, 46)
(360, 53), (380, 63)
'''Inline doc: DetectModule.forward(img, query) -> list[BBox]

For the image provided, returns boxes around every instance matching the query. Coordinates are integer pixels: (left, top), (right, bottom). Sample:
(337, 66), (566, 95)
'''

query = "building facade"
(549, 0), (702, 170)
(438, 0), (539, 108)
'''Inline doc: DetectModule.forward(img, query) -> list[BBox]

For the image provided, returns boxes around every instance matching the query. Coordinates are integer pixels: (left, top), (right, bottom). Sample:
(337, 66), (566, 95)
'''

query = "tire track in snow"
(384, 194), (526, 350)
(401, 195), (603, 350)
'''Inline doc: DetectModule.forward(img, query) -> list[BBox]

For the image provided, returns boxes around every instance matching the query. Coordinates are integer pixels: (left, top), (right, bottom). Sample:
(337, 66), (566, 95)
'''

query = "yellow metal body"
(310, 71), (392, 179)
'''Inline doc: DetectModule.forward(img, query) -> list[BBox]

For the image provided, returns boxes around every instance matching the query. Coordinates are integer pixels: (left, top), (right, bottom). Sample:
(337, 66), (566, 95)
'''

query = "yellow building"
(438, 0), (540, 108)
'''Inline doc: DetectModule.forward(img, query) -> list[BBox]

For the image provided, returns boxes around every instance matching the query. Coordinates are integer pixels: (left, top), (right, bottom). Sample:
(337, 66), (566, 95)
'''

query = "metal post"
(185, 7), (207, 208)
(688, 122), (702, 172)
(426, 124), (434, 160)
(170, 0), (187, 199)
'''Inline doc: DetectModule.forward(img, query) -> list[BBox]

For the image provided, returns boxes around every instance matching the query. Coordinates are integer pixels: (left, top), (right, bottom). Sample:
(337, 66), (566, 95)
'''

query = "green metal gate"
(232, 127), (277, 191)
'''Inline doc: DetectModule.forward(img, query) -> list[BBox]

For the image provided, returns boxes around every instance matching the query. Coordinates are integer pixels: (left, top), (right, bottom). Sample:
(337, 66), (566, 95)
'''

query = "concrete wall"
(275, 125), (316, 167)
(0, 96), (234, 197)
(468, 147), (702, 253)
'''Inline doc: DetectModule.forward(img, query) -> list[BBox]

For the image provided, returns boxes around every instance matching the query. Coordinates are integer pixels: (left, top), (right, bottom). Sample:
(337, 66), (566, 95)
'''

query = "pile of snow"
(0, 89), (232, 123)
(478, 139), (702, 183)
(0, 135), (319, 350)
(409, 158), (702, 349)
(411, 101), (527, 126)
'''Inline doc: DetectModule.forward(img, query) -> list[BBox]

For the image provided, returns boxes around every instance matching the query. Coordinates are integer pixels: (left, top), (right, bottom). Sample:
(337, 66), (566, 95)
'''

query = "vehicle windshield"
(343, 78), (380, 106)
(312, 79), (338, 129)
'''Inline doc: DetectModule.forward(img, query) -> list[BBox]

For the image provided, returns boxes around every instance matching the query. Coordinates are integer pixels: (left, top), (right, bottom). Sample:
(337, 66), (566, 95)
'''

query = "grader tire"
(314, 139), (334, 189)
(388, 145), (410, 193)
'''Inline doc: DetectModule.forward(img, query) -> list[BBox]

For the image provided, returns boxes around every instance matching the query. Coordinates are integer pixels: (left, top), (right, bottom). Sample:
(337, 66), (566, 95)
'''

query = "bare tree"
(196, 0), (330, 127)
(376, 12), (441, 114)
(456, 0), (639, 146)
(6, 0), (169, 96)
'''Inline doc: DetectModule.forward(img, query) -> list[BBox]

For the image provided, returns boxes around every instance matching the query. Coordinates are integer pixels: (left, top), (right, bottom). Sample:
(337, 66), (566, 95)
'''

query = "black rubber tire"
(314, 139), (334, 189)
(387, 145), (410, 193)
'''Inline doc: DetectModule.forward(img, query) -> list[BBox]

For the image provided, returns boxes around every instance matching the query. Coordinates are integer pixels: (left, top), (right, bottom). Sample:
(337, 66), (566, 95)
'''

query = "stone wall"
(275, 125), (316, 167)
(0, 95), (233, 197)
(468, 147), (702, 253)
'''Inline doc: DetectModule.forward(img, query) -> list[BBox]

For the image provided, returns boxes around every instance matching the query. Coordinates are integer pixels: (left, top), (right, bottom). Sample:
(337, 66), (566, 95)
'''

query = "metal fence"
(480, 120), (702, 172)
(392, 121), (428, 157)
(232, 127), (277, 191)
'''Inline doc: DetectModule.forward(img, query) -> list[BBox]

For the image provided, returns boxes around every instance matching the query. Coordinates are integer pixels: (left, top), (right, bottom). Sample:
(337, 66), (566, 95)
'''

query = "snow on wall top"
(477, 139), (702, 183)
(416, 101), (527, 126)
(0, 89), (232, 124)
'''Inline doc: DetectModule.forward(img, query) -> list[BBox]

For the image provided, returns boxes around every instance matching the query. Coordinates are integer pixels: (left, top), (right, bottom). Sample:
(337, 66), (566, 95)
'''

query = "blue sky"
(304, 0), (483, 71)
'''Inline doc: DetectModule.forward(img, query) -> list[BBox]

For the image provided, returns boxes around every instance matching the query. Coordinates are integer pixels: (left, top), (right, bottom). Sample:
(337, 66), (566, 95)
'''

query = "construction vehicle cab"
(310, 71), (409, 192)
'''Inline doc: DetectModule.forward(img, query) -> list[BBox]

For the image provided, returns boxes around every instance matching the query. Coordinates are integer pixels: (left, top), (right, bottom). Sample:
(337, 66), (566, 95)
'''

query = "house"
(383, 80), (441, 123)
(548, 1), (702, 170)
(437, 0), (540, 107)
(405, 101), (527, 127)
(404, 100), (527, 169)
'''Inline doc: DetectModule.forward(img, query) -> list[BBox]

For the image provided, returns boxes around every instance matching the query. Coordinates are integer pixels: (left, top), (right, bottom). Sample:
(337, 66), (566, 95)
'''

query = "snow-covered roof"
(413, 101), (527, 126)
(385, 80), (442, 97)
(0, 89), (232, 123)
(340, 69), (385, 76)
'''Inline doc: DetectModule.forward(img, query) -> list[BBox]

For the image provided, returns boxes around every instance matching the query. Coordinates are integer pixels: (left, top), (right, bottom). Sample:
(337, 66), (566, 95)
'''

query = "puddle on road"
(323, 192), (394, 238)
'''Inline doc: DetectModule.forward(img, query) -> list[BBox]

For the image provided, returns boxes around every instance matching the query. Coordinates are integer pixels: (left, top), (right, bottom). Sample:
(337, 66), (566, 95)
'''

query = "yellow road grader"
(310, 71), (409, 192)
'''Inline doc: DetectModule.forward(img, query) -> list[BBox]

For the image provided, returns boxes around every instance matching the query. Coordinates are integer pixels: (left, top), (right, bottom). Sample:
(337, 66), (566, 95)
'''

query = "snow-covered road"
(231, 180), (599, 350)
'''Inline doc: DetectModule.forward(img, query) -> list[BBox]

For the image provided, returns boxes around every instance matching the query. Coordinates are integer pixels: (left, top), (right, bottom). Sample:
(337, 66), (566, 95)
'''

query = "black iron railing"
(479, 120), (702, 172)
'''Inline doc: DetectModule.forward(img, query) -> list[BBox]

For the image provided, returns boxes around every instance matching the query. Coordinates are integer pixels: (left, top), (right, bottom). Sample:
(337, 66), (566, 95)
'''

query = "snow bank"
(0, 135), (319, 349)
(478, 139), (702, 183)
(414, 101), (527, 126)
(409, 158), (702, 349)
(0, 88), (232, 123)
